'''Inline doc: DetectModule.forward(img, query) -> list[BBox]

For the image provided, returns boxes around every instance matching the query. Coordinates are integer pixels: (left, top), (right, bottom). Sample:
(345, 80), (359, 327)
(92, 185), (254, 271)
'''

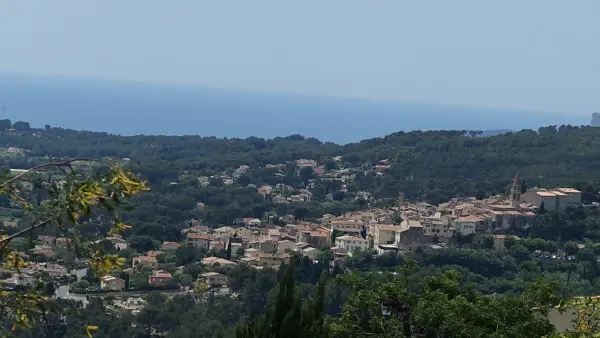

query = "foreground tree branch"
(0, 159), (149, 335)
(0, 158), (101, 189)
(0, 218), (54, 249)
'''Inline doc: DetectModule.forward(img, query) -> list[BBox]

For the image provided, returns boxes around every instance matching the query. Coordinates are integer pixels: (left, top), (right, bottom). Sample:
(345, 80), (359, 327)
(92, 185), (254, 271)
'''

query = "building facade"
(335, 235), (368, 252)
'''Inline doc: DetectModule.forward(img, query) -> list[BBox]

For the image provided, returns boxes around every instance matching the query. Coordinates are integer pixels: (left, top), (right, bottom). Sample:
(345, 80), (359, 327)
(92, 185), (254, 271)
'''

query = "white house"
(453, 216), (482, 236)
(335, 235), (368, 253)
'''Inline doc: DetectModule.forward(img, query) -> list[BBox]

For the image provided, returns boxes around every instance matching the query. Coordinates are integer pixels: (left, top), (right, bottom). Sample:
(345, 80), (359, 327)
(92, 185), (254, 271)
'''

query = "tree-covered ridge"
(3, 122), (600, 202)
(4, 121), (600, 231)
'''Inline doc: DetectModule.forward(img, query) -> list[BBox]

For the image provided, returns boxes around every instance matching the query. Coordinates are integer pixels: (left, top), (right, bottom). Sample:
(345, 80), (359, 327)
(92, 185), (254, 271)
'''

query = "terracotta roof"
(490, 204), (515, 210)
(458, 216), (483, 223)
(201, 257), (236, 265)
(150, 270), (172, 278)
(557, 188), (581, 193)
(310, 231), (328, 238)
(187, 232), (213, 240)
(537, 191), (556, 197)
(454, 204), (473, 210)
(146, 250), (165, 257)
(134, 256), (157, 263)
(258, 252), (291, 259)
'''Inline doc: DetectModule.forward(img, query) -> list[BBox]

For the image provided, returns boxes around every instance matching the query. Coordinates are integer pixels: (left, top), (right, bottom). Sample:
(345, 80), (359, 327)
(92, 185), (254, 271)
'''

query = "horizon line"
(0, 70), (579, 117)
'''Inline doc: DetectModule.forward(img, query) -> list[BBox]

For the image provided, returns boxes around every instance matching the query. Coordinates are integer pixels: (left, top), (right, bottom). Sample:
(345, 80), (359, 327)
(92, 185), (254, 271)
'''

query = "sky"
(0, 0), (599, 114)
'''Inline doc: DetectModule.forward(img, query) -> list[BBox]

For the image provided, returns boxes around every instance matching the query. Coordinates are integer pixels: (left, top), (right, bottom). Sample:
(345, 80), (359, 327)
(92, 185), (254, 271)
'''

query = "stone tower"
(510, 174), (520, 209)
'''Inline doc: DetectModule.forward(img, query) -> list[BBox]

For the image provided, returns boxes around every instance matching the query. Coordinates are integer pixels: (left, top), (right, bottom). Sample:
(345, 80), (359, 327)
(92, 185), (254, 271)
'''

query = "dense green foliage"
(3, 123), (600, 229)
(8, 246), (600, 337)
(5, 121), (600, 336)
(3, 123), (600, 201)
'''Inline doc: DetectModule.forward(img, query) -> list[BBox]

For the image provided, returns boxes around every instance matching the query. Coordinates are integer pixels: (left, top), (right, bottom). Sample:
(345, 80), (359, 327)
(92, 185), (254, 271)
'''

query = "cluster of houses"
(193, 175), (584, 262)
(1, 172), (585, 298)
(0, 235), (76, 289)
(371, 175), (582, 254)
(0, 261), (72, 289)
(195, 157), (383, 206)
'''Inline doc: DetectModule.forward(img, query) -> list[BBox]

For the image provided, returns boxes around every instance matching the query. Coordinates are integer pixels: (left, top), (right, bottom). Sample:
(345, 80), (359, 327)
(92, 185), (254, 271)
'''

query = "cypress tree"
(226, 236), (232, 260)
(236, 259), (328, 338)
(272, 259), (296, 337)
(520, 179), (527, 194)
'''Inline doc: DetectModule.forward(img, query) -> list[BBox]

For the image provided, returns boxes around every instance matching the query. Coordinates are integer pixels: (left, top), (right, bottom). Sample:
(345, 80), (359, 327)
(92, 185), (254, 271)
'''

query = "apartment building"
(186, 232), (213, 249)
(329, 219), (364, 236)
(421, 216), (454, 240)
(335, 235), (368, 252)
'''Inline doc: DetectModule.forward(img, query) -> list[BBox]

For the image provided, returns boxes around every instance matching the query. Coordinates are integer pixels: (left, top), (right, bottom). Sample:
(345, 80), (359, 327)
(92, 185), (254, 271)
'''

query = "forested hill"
(2, 122), (600, 204)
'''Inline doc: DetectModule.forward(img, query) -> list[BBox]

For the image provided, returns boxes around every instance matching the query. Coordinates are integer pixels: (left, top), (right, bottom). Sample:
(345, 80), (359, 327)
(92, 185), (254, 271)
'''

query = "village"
(0, 155), (584, 314)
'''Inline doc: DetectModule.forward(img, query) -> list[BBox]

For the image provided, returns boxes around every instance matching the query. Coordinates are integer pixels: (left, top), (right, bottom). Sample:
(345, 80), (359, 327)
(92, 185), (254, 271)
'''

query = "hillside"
(4, 121), (600, 337)
(0, 73), (584, 143)
(2, 122), (600, 207)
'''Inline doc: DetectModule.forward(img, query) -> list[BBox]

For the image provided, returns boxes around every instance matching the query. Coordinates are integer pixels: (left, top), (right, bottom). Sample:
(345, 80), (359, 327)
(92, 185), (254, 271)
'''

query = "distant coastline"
(0, 73), (585, 143)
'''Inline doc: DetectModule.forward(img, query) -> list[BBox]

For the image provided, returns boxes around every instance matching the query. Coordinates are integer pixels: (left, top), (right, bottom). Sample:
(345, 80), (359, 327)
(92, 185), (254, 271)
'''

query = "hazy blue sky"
(0, 1), (598, 114)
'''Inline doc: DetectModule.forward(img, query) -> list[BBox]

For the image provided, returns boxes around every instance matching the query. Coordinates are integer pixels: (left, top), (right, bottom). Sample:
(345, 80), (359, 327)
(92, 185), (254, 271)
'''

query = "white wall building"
(453, 216), (482, 236)
(335, 235), (368, 253)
